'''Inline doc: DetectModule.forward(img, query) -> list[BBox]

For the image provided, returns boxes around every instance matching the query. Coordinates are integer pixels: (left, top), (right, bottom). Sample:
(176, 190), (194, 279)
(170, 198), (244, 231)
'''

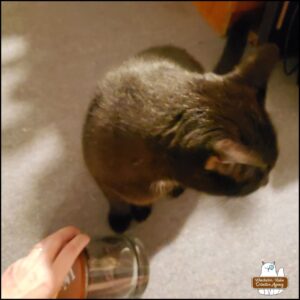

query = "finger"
(52, 233), (90, 291)
(30, 226), (81, 263)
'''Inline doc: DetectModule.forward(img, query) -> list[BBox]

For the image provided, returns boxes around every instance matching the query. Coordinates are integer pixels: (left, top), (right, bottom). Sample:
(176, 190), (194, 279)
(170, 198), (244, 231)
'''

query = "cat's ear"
(211, 139), (266, 168)
(227, 44), (279, 89)
(273, 261), (276, 265)
(262, 261), (265, 265)
(205, 139), (267, 181)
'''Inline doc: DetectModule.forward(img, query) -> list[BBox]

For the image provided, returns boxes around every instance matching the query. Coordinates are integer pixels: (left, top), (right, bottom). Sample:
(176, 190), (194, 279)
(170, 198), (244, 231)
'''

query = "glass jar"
(57, 235), (149, 299)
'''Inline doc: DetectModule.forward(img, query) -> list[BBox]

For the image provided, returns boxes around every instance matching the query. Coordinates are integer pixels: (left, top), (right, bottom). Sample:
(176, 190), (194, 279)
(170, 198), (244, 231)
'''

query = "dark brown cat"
(82, 44), (279, 232)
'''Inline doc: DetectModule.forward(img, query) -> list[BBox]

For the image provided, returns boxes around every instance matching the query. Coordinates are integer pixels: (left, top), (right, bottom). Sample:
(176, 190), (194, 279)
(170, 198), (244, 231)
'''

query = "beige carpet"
(2, 2), (299, 298)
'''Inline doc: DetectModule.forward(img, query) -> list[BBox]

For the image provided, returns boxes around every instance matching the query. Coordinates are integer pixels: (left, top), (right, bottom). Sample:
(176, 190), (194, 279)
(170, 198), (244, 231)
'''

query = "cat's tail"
(213, 10), (260, 75)
(213, 17), (251, 75)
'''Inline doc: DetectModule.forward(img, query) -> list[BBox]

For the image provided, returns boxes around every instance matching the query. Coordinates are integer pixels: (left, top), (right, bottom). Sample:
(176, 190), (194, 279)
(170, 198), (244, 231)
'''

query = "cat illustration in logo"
(259, 261), (284, 295)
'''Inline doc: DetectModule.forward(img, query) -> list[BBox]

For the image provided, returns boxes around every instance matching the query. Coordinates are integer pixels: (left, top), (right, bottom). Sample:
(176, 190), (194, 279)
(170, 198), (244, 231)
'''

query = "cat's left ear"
(205, 139), (267, 181)
(227, 44), (279, 90)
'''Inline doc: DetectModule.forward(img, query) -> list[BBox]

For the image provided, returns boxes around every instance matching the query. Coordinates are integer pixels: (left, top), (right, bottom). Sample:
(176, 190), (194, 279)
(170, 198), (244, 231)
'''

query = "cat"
(82, 44), (279, 233)
(259, 261), (284, 295)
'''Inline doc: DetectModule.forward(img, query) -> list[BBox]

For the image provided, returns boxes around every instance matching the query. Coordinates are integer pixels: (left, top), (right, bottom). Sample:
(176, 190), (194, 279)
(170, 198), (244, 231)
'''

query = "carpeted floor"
(2, 2), (298, 298)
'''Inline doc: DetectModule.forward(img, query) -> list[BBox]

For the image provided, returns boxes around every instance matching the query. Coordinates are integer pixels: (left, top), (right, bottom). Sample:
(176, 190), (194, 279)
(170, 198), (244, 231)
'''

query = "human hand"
(1, 226), (90, 299)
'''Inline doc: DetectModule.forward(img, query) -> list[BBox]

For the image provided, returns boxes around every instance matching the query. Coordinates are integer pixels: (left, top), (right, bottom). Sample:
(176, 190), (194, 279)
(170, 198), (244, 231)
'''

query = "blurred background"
(1, 2), (299, 298)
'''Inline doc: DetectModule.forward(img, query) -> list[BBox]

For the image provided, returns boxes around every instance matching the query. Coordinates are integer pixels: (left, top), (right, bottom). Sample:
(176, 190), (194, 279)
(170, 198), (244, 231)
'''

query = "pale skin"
(1, 226), (90, 299)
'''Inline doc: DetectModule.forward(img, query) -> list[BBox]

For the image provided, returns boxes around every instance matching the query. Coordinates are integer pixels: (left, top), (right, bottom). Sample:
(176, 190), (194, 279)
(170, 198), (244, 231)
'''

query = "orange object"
(193, 1), (264, 36)
(276, 1), (289, 30)
(57, 251), (87, 299)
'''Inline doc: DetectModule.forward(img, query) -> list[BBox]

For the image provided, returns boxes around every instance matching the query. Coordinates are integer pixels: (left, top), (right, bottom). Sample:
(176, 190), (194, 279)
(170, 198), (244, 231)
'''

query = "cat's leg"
(150, 179), (183, 198)
(169, 186), (185, 198)
(150, 179), (185, 198)
(258, 289), (265, 295)
(130, 204), (152, 222)
(273, 288), (279, 295)
(269, 289), (274, 295)
(102, 187), (133, 233)
(108, 198), (132, 233)
(264, 289), (270, 295)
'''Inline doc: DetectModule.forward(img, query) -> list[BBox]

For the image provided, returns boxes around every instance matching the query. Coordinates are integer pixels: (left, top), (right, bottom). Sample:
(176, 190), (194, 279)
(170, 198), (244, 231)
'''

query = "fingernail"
(80, 234), (91, 244)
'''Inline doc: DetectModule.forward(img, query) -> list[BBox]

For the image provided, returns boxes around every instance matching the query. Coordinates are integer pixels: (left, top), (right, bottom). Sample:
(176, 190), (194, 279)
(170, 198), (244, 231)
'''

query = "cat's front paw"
(169, 186), (185, 198)
(108, 213), (132, 233)
(131, 205), (152, 222)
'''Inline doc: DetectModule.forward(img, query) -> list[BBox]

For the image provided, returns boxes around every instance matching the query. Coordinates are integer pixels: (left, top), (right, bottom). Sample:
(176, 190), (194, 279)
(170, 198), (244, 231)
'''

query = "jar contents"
(57, 235), (149, 299)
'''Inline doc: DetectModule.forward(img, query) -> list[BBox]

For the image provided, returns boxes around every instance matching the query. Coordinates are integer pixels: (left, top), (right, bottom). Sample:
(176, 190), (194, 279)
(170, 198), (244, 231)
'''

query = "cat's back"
(82, 46), (203, 183)
(100, 45), (203, 105)
(102, 49), (197, 99)
(87, 46), (203, 133)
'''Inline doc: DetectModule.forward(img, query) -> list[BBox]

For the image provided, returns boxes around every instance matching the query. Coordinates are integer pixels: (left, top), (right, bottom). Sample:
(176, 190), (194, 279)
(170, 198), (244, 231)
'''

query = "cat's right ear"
(204, 139), (267, 182)
(262, 261), (265, 265)
(226, 44), (279, 90)
(208, 139), (266, 167)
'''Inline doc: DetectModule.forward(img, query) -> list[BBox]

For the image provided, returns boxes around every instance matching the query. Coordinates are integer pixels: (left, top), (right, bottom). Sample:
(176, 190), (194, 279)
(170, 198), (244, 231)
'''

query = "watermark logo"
(252, 261), (288, 296)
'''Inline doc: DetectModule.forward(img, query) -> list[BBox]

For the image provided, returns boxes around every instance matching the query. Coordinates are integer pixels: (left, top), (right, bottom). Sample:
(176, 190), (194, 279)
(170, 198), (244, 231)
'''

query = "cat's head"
(261, 261), (277, 275)
(194, 44), (279, 195)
